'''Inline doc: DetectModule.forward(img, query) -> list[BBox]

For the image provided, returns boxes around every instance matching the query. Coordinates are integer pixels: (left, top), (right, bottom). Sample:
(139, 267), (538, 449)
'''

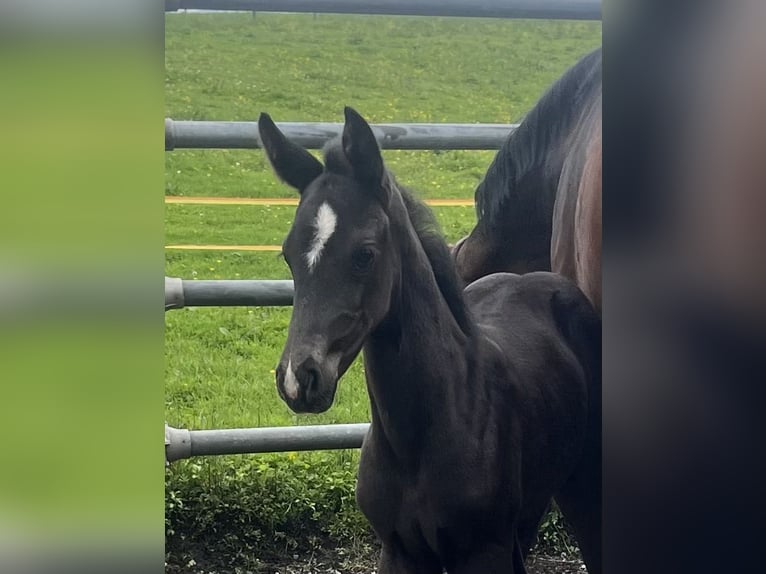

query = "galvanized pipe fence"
(165, 118), (517, 151)
(165, 0), (602, 21)
(165, 0), (601, 464)
(166, 423), (370, 462)
(165, 277), (293, 310)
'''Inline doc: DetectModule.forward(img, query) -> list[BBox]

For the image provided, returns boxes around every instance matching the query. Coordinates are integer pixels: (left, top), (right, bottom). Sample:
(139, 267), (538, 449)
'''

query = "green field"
(165, 12), (600, 571)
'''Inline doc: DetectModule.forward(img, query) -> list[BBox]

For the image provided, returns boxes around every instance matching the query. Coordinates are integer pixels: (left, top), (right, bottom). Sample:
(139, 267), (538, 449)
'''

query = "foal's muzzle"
(275, 354), (338, 414)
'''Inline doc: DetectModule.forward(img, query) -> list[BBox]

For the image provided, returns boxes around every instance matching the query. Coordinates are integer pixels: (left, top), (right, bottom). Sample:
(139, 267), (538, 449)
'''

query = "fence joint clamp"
(165, 424), (192, 464)
(165, 118), (176, 151)
(165, 276), (185, 311)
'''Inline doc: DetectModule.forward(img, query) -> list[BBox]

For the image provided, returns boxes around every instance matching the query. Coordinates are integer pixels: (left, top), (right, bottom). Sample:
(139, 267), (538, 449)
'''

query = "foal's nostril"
(306, 368), (319, 394)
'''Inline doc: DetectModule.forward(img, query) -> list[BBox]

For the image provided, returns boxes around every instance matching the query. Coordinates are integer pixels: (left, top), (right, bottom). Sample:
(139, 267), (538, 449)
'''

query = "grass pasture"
(165, 12), (600, 572)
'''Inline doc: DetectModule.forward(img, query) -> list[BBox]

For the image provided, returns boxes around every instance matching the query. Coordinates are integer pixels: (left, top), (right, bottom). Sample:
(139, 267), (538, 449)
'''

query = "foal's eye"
(352, 247), (375, 272)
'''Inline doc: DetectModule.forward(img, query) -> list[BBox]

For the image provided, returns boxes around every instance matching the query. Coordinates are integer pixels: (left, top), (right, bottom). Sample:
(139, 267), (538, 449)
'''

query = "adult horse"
(259, 107), (601, 573)
(452, 48), (602, 311)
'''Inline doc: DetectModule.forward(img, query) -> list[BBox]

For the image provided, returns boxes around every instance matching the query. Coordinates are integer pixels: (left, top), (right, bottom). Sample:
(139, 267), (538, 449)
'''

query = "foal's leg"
(450, 539), (526, 574)
(377, 538), (441, 574)
(516, 500), (552, 558)
(556, 384), (601, 574)
(555, 455), (601, 574)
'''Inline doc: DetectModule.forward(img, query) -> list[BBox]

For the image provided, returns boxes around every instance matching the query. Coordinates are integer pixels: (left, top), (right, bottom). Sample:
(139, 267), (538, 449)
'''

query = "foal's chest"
(356, 437), (505, 557)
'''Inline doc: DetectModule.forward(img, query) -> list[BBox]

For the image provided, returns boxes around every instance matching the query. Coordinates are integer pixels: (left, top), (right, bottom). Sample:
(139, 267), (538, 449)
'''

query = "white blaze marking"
(305, 202), (337, 272)
(284, 360), (299, 400)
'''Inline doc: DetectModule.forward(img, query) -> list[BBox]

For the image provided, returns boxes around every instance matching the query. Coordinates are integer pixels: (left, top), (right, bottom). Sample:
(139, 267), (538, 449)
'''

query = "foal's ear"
(342, 106), (389, 202)
(258, 112), (324, 193)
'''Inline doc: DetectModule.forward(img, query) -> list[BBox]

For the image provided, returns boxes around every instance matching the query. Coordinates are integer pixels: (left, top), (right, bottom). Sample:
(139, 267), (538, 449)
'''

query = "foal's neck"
(363, 196), (473, 460)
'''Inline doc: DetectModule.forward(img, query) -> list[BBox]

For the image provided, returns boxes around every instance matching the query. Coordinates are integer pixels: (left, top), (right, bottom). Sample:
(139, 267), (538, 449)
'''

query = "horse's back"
(464, 270), (600, 434)
(464, 270), (599, 416)
(465, 271), (598, 343)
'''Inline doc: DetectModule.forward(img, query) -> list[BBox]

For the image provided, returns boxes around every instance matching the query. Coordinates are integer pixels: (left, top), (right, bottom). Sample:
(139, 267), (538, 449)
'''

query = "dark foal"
(453, 47), (602, 313)
(260, 108), (601, 573)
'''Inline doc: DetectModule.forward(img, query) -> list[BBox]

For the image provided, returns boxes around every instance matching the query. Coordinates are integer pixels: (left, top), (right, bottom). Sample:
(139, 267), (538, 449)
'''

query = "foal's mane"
(397, 183), (474, 337)
(476, 47), (602, 233)
(323, 142), (473, 337)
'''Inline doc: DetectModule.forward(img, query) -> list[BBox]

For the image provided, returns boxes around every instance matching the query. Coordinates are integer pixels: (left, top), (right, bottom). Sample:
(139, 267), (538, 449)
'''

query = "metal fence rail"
(165, 118), (517, 151)
(165, 0), (602, 21)
(165, 277), (294, 310)
(166, 423), (370, 462)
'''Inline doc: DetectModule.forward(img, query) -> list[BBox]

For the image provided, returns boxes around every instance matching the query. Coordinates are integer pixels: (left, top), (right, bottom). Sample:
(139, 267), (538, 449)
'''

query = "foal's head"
(260, 107), (399, 413)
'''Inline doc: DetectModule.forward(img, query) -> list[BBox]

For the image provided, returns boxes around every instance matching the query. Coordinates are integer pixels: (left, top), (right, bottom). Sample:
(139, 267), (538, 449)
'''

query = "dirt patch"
(527, 555), (586, 574)
(167, 550), (584, 574)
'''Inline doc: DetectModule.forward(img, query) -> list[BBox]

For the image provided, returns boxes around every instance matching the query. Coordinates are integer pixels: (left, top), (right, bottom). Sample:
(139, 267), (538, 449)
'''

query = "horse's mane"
(396, 182), (474, 337)
(476, 47), (602, 233)
(323, 141), (473, 337)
